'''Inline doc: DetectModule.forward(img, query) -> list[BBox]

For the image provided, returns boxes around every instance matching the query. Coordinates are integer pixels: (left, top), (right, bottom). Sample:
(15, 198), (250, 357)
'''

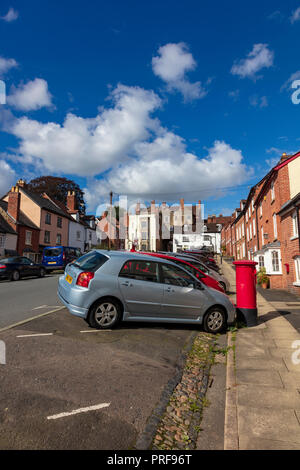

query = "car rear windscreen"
(72, 251), (108, 271)
(44, 248), (63, 257)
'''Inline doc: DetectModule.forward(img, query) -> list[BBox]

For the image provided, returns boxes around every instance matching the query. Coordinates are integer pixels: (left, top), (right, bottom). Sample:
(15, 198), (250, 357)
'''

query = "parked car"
(58, 250), (236, 333)
(137, 252), (225, 293)
(0, 256), (46, 281)
(182, 251), (221, 273)
(158, 252), (230, 292)
(42, 246), (82, 272)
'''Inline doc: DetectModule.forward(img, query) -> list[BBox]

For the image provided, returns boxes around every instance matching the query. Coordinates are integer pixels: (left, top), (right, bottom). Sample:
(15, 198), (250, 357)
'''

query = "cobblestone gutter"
(135, 332), (217, 450)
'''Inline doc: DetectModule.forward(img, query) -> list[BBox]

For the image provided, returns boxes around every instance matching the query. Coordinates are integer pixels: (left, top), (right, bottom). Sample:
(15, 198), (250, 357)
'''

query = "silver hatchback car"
(58, 250), (236, 334)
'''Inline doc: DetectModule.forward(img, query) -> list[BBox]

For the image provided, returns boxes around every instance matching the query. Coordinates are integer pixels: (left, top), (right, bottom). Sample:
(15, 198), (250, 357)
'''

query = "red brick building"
(223, 151), (300, 294)
(0, 186), (40, 261)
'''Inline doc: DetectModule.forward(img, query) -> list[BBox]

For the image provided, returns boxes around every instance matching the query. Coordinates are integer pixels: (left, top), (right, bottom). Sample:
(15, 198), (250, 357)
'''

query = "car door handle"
(165, 287), (175, 293)
(121, 281), (133, 287)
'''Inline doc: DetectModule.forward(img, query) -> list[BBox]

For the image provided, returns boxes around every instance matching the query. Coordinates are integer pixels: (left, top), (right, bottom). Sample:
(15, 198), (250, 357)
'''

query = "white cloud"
(6, 82), (252, 211)
(231, 44), (274, 79)
(0, 56), (18, 77)
(84, 138), (252, 211)
(152, 42), (207, 101)
(7, 78), (53, 111)
(0, 160), (15, 197)
(11, 84), (162, 175)
(0, 8), (18, 22)
(290, 7), (300, 23)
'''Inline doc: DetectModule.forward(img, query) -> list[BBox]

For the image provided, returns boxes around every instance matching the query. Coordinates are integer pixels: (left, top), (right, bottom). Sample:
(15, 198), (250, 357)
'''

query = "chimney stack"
(67, 190), (76, 212)
(7, 186), (20, 223)
(16, 179), (26, 188)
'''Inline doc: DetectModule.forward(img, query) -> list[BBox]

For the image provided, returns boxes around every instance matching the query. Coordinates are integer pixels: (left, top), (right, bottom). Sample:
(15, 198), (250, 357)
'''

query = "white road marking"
(47, 403), (110, 420)
(32, 305), (48, 310)
(80, 329), (112, 333)
(16, 333), (53, 338)
(0, 306), (65, 333)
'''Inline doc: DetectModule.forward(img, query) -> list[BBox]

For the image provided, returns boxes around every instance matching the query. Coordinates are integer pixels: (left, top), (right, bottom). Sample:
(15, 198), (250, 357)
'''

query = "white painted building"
(173, 223), (222, 253)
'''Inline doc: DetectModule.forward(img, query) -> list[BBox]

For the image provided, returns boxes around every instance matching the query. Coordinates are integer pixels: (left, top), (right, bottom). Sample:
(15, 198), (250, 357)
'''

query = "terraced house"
(2, 180), (71, 260)
(221, 152), (300, 294)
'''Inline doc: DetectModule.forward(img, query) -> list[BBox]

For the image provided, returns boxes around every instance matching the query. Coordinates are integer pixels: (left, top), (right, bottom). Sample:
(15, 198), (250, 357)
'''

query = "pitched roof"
(19, 187), (72, 218)
(0, 212), (17, 235)
(0, 200), (40, 230)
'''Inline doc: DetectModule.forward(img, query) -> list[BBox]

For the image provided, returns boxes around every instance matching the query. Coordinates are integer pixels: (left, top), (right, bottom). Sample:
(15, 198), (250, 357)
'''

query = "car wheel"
(203, 307), (226, 334)
(10, 270), (20, 282)
(39, 268), (46, 278)
(88, 298), (122, 329)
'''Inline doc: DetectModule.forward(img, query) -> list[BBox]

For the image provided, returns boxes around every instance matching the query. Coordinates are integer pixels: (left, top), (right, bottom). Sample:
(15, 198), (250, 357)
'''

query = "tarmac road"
(0, 274), (62, 329)
(0, 307), (198, 449)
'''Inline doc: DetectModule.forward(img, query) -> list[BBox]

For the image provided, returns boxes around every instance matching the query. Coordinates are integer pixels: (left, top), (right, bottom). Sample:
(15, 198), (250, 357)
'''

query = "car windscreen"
(44, 248), (63, 257)
(72, 251), (108, 271)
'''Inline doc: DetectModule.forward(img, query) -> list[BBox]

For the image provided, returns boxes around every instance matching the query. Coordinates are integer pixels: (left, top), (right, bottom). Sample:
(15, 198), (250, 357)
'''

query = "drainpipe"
(255, 205), (260, 252)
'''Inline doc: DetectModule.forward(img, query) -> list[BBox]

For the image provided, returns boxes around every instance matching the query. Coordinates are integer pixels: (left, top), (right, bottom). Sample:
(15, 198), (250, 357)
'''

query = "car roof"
(94, 250), (187, 267)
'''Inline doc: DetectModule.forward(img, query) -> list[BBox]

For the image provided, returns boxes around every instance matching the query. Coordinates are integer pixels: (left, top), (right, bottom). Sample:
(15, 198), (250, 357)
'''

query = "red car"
(137, 252), (224, 293)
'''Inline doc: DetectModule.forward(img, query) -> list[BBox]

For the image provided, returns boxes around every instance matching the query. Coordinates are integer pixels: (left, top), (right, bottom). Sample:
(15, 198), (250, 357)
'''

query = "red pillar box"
(233, 260), (258, 327)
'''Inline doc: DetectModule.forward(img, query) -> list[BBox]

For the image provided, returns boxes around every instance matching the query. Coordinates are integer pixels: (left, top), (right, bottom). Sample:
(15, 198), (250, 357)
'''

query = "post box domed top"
(233, 260), (258, 266)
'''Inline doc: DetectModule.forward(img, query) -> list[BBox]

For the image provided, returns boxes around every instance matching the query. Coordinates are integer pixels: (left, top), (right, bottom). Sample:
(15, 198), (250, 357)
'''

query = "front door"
(118, 260), (163, 317)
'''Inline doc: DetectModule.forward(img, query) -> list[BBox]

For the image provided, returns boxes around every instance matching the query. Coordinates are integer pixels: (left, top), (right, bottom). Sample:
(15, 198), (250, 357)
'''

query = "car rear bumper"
(57, 289), (88, 318)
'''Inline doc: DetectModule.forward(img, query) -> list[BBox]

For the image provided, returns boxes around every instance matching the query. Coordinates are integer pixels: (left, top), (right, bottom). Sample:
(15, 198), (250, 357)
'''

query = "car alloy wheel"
(88, 298), (122, 329)
(203, 307), (226, 334)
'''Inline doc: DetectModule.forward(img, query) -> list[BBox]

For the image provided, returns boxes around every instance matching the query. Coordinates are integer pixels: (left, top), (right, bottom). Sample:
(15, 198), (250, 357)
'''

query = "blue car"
(42, 246), (82, 272)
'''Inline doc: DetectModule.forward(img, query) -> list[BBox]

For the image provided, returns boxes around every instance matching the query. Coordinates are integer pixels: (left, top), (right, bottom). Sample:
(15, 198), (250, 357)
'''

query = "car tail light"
(0, 264), (6, 269)
(76, 271), (94, 288)
(63, 252), (66, 261)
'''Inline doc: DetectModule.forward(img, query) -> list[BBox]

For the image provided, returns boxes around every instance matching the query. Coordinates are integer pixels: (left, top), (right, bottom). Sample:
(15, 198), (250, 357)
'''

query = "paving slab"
(236, 368), (284, 388)
(278, 370), (300, 389)
(236, 356), (286, 371)
(237, 384), (300, 409)
(239, 436), (300, 450)
(238, 405), (300, 444)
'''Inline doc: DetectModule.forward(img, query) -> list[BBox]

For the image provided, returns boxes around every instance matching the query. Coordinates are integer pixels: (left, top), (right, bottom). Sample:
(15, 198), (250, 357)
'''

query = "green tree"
(27, 176), (86, 215)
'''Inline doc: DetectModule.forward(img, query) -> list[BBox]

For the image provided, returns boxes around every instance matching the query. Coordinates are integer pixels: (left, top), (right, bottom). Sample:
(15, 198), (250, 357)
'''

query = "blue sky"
(0, 0), (300, 216)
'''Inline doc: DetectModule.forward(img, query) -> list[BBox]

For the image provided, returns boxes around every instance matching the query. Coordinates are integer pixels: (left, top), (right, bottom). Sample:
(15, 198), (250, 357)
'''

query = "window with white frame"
(253, 219), (256, 237)
(247, 227), (249, 241)
(271, 181), (275, 201)
(251, 200), (254, 212)
(262, 226), (264, 246)
(292, 211), (299, 238)
(294, 257), (300, 283)
(259, 255), (264, 268)
(271, 251), (280, 272)
(273, 213), (278, 239)
(242, 224), (244, 237)
(246, 212), (248, 223)
(260, 202), (262, 217)
(25, 231), (32, 245)
(249, 224), (252, 239)
(242, 242), (245, 257)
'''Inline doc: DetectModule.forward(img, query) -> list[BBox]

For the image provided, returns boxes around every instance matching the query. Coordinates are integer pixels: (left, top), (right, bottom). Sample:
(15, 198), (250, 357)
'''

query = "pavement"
(222, 260), (300, 450)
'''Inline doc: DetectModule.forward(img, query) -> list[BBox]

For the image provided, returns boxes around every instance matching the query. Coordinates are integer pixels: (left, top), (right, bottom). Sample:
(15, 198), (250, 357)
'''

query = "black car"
(0, 256), (46, 281)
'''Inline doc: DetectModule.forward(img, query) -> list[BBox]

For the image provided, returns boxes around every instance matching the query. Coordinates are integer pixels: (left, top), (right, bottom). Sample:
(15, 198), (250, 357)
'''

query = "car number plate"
(65, 274), (73, 284)
(48, 262), (56, 264)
